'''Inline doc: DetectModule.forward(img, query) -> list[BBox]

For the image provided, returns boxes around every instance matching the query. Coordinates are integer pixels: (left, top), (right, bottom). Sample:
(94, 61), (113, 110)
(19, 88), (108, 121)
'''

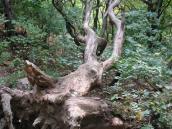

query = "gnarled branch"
(103, 0), (125, 70)
(24, 60), (57, 92)
(52, 0), (107, 57)
(83, 0), (98, 62)
(52, 0), (85, 45)
(83, 0), (109, 62)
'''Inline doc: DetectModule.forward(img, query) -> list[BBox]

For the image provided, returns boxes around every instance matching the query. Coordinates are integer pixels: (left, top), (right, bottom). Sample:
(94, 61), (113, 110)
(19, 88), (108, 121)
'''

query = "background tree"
(1, 0), (14, 36)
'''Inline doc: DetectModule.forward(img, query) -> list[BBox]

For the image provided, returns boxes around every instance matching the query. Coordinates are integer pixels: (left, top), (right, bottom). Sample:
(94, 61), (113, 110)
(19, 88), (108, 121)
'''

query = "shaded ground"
(0, 66), (10, 77)
(0, 64), (172, 129)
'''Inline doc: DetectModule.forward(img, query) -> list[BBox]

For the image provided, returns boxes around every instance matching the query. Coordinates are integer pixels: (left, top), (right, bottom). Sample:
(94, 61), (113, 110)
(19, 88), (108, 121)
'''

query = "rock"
(16, 78), (31, 90)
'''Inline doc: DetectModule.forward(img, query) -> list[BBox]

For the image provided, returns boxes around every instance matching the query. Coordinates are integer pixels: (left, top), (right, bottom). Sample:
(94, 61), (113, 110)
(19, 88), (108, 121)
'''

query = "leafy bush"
(141, 124), (154, 129)
(106, 10), (172, 129)
(0, 52), (11, 64)
(113, 10), (172, 88)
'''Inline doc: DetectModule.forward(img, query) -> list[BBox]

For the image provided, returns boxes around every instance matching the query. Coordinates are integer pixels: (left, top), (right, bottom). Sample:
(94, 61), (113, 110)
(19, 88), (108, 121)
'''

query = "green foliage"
(141, 124), (154, 129)
(0, 52), (11, 64)
(56, 35), (82, 68)
(106, 9), (172, 129)
(5, 70), (24, 87)
(0, 40), (9, 52)
(114, 10), (172, 88)
(10, 58), (23, 67)
(0, 70), (25, 87)
(158, 112), (172, 129)
(0, 14), (6, 23)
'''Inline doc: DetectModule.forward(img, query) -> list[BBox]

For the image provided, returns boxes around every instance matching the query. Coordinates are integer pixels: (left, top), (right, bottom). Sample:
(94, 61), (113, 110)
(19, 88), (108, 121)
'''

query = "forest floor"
(0, 66), (9, 77)
(0, 63), (172, 129)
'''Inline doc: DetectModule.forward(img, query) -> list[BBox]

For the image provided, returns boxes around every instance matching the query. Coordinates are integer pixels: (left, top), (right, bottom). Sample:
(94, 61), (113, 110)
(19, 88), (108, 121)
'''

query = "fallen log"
(0, 0), (126, 128)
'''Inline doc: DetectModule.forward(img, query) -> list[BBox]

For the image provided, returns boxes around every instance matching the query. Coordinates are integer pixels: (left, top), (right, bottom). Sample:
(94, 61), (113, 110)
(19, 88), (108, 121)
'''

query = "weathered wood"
(0, 0), (126, 129)
(0, 60), (126, 129)
(1, 93), (14, 129)
(103, 0), (125, 70)
(52, 0), (107, 56)
(0, 87), (126, 129)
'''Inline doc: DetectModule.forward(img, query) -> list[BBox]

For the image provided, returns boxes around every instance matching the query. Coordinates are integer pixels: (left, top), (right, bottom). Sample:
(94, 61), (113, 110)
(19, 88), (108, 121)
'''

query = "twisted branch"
(52, 0), (85, 45)
(103, 0), (125, 70)
(52, 0), (107, 58)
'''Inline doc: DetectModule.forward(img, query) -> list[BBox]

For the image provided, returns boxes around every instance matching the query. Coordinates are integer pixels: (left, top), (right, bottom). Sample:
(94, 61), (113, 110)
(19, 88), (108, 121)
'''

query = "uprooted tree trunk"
(0, 0), (125, 129)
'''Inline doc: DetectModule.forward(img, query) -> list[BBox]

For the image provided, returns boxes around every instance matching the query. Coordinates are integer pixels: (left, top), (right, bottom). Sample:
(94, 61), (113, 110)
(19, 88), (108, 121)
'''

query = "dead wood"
(0, 0), (126, 129)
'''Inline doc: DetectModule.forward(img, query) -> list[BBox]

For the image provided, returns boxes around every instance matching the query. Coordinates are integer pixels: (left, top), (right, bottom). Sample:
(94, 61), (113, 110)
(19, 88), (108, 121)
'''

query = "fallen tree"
(0, 0), (125, 129)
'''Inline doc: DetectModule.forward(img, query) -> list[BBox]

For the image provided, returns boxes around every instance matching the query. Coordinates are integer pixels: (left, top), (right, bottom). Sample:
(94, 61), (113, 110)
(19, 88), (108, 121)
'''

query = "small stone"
(17, 78), (31, 90)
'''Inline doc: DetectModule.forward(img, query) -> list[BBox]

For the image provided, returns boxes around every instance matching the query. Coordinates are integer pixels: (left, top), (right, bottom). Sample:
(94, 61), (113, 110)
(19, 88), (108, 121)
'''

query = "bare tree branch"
(83, 0), (98, 62)
(52, 0), (107, 57)
(101, 0), (111, 37)
(82, 0), (108, 62)
(103, 0), (125, 70)
(93, 0), (99, 30)
(52, 0), (85, 45)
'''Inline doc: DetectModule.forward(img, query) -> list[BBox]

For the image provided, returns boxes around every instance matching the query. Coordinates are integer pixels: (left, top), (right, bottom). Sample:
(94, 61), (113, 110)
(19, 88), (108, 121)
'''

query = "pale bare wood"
(1, 93), (14, 129)
(83, 0), (98, 62)
(24, 60), (56, 90)
(103, 0), (125, 70)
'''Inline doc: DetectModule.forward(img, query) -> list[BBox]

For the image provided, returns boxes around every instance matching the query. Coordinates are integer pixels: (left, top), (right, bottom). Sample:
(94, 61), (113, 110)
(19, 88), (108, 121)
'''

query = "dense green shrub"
(112, 10), (172, 88)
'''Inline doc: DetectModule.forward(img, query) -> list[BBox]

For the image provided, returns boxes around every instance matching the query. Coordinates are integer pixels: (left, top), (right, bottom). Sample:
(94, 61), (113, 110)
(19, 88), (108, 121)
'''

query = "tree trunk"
(0, 0), (126, 129)
(0, 61), (126, 129)
(93, 0), (100, 31)
(1, 0), (14, 36)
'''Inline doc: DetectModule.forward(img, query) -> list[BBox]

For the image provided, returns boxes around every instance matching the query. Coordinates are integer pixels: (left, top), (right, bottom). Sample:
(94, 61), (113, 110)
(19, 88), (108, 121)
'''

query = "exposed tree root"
(0, 0), (126, 128)
(0, 87), (126, 129)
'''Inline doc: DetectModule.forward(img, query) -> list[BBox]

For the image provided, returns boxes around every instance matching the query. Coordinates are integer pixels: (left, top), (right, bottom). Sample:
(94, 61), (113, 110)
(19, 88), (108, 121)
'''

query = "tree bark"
(1, 0), (14, 36)
(93, 0), (100, 31)
(52, 0), (107, 56)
